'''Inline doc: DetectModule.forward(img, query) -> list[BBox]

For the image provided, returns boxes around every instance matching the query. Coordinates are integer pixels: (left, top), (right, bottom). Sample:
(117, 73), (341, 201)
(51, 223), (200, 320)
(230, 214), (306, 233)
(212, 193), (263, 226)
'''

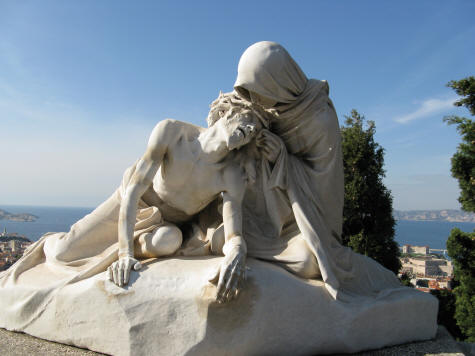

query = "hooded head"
(234, 41), (308, 108)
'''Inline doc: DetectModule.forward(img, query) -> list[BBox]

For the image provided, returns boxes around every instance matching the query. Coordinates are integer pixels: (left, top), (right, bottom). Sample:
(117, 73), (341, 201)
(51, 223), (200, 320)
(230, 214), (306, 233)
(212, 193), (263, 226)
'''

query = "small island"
(0, 209), (38, 222)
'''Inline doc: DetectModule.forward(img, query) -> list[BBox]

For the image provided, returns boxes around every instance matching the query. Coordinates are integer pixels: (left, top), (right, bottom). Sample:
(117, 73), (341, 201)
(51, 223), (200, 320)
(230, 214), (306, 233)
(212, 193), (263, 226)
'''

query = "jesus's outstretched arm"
(109, 120), (176, 286)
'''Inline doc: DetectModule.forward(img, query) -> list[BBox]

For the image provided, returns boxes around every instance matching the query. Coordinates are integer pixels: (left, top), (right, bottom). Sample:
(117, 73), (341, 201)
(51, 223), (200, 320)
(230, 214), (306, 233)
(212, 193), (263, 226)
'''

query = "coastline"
(0, 205), (474, 250)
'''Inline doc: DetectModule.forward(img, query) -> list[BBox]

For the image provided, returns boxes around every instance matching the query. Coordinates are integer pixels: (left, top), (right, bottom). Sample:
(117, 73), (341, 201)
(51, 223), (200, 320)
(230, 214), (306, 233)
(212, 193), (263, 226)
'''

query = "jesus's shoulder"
(149, 119), (201, 147)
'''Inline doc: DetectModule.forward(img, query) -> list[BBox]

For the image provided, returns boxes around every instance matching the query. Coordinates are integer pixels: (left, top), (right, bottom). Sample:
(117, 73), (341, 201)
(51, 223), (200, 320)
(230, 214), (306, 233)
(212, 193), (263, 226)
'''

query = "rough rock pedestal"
(2, 257), (438, 356)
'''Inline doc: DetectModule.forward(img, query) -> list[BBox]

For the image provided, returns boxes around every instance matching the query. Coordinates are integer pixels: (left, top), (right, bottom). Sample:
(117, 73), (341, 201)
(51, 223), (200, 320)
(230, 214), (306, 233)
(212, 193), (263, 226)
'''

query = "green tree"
(430, 289), (463, 340)
(341, 109), (401, 274)
(400, 272), (414, 288)
(416, 279), (429, 288)
(447, 76), (475, 115)
(447, 228), (475, 341)
(444, 78), (475, 212)
(443, 76), (475, 342)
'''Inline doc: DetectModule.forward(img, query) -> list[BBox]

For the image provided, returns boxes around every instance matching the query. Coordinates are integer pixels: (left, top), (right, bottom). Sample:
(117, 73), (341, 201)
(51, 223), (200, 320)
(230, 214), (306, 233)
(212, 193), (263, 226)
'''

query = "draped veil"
(235, 41), (401, 301)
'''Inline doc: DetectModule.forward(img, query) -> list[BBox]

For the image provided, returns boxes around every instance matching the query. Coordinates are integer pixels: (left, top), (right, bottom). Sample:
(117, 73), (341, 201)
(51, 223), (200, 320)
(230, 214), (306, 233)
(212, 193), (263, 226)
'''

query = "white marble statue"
(105, 95), (264, 302)
(229, 41), (402, 301)
(24, 93), (276, 304)
(0, 41), (438, 356)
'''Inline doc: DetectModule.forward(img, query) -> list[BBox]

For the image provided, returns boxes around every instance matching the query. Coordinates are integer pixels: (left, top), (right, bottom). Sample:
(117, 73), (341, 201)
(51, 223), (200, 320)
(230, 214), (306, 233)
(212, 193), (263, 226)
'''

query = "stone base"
(2, 257), (438, 356)
(2, 326), (467, 356)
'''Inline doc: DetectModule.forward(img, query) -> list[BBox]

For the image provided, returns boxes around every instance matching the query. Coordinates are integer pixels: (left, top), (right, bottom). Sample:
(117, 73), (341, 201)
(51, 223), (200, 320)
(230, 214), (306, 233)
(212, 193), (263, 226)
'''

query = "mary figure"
(234, 41), (401, 301)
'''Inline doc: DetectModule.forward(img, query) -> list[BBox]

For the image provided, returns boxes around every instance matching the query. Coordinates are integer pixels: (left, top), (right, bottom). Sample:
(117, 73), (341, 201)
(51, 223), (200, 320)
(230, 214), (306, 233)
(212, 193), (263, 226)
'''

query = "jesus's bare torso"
(140, 120), (244, 224)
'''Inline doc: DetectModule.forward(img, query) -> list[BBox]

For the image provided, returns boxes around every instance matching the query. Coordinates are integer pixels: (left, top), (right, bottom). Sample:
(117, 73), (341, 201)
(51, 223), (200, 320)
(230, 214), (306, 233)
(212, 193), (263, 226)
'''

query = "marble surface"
(1, 325), (468, 356)
(1, 257), (437, 356)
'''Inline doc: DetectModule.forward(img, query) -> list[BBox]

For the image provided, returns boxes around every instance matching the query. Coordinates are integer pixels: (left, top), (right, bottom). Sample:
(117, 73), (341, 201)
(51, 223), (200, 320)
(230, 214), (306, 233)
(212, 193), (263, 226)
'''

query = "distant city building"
(402, 244), (429, 255)
(399, 244), (454, 292)
(400, 256), (453, 277)
(9, 240), (19, 252)
(0, 234), (33, 271)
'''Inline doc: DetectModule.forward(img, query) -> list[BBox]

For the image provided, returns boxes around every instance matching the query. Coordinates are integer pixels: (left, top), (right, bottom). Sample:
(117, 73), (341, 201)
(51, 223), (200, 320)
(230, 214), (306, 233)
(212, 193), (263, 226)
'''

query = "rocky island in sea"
(394, 209), (475, 223)
(0, 209), (37, 222)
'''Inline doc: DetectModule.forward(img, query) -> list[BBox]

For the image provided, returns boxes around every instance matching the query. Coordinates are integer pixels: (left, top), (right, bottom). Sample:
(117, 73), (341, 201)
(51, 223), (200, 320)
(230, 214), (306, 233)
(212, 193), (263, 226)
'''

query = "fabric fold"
(0, 162), (164, 329)
(234, 41), (402, 301)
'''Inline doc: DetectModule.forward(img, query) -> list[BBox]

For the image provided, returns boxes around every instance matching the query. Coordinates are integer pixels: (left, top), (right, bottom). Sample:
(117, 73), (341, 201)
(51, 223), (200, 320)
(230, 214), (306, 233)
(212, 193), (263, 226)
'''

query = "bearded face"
(222, 110), (261, 150)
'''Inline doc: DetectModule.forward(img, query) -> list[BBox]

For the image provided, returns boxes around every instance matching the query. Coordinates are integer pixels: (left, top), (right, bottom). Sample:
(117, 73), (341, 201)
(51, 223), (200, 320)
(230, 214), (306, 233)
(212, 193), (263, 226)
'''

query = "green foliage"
(416, 279), (429, 288)
(447, 228), (475, 342)
(341, 109), (401, 274)
(443, 77), (475, 341)
(447, 76), (475, 115)
(444, 77), (475, 213)
(430, 289), (463, 340)
(399, 272), (414, 288)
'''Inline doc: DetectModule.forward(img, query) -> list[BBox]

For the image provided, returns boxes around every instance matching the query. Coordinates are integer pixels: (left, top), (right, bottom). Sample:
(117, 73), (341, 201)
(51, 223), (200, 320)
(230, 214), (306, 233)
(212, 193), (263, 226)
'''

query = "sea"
(1, 204), (474, 250)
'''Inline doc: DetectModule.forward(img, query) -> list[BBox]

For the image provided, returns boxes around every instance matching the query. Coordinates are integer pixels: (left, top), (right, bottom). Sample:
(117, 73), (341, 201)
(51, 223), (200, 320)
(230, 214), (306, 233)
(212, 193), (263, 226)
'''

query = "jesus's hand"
(209, 243), (247, 303)
(108, 256), (142, 287)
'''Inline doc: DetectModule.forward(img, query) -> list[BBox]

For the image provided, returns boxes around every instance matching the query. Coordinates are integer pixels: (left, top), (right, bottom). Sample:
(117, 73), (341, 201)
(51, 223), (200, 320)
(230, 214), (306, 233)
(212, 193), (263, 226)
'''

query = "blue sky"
(0, 0), (474, 209)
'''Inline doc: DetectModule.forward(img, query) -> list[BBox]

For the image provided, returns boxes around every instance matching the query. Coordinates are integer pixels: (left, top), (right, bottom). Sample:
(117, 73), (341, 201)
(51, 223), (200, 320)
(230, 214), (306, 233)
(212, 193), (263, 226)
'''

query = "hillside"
(394, 209), (475, 223)
(0, 209), (37, 222)
(0, 235), (31, 243)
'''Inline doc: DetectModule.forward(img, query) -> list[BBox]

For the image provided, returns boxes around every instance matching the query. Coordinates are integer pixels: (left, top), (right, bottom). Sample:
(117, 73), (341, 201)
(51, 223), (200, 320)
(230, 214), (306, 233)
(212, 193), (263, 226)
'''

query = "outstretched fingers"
(216, 263), (233, 303)
(123, 260), (131, 285)
(216, 260), (246, 303)
(108, 258), (141, 287)
(112, 262), (119, 285)
(224, 265), (243, 302)
(119, 263), (127, 286)
(107, 265), (113, 282)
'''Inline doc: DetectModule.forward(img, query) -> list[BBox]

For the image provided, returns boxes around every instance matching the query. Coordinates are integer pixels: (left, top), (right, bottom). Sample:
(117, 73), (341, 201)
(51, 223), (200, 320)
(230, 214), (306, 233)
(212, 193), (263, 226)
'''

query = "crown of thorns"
(207, 91), (276, 128)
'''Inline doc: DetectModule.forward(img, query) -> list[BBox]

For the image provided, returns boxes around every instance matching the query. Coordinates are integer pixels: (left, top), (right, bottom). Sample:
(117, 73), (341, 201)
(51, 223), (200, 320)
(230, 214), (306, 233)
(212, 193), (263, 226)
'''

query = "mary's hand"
(209, 244), (247, 303)
(108, 256), (142, 287)
(256, 129), (282, 163)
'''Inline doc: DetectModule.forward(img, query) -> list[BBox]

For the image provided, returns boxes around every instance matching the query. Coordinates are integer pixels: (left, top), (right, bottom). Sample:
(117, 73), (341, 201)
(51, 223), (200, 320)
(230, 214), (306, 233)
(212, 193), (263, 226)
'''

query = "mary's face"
(249, 91), (277, 109)
(235, 87), (277, 109)
(223, 111), (261, 150)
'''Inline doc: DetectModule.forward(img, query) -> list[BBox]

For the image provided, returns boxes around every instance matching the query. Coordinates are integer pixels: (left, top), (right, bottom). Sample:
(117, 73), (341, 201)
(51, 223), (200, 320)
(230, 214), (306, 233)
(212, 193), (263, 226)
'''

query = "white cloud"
(394, 97), (456, 124)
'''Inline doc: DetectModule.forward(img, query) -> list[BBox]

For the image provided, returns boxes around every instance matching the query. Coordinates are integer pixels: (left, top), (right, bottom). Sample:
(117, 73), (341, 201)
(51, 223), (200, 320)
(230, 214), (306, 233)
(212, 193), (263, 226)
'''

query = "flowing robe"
(0, 163), (164, 329)
(234, 41), (402, 300)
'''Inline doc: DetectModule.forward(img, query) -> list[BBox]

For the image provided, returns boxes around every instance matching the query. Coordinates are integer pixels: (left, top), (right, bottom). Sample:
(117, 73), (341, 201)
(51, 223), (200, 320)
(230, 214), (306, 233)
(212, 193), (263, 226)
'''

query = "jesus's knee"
(136, 224), (182, 258)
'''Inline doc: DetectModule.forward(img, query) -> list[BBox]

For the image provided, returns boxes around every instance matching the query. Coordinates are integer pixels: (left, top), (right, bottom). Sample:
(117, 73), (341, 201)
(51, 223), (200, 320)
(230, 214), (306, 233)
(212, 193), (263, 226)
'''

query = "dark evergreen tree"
(444, 77), (475, 213)
(446, 228), (475, 341)
(399, 272), (414, 288)
(341, 109), (401, 274)
(430, 289), (463, 340)
(447, 76), (475, 115)
(442, 76), (475, 342)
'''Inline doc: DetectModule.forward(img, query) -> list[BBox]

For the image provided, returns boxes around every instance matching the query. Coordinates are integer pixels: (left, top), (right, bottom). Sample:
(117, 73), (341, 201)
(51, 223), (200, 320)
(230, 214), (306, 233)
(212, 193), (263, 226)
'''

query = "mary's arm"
(256, 129), (283, 165)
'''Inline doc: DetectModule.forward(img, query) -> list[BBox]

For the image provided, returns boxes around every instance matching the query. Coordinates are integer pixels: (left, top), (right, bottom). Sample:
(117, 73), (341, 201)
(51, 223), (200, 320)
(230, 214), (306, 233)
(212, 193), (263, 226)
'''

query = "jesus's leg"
(134, 223), (183, 259)
(44, 190), (121, 263)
